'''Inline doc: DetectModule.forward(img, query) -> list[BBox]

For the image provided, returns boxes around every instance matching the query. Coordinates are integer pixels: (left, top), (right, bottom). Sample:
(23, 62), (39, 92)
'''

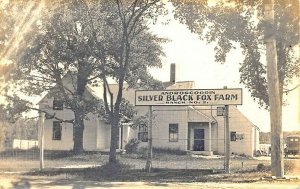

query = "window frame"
(230, 131), (237, 141)
(53, 97), (64, 110)
(169, 123), (179, 142)
(52, 121), (62, 140)
(138, 125), (148, 142)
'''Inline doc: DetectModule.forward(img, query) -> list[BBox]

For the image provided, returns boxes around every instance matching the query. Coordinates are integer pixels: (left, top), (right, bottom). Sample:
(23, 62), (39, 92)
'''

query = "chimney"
(170, 63), (176, 83)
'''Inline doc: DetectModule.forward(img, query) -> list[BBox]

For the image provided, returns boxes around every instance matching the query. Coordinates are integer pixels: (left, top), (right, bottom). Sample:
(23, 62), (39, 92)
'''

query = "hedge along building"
(109, 63), (260, 156)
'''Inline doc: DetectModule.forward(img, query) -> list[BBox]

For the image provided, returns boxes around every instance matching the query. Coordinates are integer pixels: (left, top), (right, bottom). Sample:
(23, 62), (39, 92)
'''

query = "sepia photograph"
(0, 0), (299, 188)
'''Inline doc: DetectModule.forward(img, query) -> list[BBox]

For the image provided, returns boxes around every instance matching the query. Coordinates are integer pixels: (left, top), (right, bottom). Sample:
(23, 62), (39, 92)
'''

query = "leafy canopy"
(171, 0), (299, 107)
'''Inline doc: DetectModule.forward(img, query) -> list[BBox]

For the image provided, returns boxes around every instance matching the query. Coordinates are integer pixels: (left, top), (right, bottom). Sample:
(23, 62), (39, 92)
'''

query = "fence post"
(39, 112), (45, 171)
(145, 106), (153, 172)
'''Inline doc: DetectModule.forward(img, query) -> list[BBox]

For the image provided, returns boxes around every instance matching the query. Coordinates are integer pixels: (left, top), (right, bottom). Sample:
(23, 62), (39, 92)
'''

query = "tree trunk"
(73, 112), (84, 155)
(264, 0), (284, 177)
(109, 113), (120, 163)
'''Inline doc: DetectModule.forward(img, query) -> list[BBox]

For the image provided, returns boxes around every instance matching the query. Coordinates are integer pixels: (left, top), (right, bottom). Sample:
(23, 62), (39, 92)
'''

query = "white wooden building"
(38, 73), (133, 151)
(39, 65), (260, 156)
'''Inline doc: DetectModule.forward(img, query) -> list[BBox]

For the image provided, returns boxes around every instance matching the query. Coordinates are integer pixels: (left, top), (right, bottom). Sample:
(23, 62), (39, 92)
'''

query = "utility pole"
(264, 0), (284, 177)
(224, 104), (230, 174)
(145, 106), (153, 172)
(222, 86), (230, 174)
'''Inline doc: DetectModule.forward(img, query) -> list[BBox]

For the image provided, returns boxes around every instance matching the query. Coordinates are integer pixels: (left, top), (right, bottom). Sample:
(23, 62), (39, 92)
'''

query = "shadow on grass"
(12, 178), (31, 189)
(10, 177), (123, 189)
(24, 165), (231, 183)
(18, 165), (299, 188)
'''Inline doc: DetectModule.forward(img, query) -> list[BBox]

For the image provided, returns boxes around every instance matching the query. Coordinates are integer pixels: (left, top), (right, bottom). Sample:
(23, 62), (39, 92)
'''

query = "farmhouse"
(39, 64), (260, 156)
(38, 73), (134, 151)
(109, 64), (260, 156)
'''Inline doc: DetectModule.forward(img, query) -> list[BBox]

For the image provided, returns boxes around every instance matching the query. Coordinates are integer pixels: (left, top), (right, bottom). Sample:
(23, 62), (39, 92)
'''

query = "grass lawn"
(0, 150), (299, 183)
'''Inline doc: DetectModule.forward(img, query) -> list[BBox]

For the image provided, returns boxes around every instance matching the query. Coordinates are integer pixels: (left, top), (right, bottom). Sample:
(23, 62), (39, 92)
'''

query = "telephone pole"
(264, 0), (284, 177)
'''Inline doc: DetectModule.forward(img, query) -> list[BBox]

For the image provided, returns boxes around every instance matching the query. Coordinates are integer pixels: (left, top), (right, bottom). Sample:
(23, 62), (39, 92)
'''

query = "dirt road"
(1, 176), (299, 189)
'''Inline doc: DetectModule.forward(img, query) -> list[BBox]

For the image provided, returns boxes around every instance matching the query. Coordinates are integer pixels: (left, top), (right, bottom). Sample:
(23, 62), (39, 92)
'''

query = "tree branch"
(283, 84), (300, 93)
(30, 107), (74, 123)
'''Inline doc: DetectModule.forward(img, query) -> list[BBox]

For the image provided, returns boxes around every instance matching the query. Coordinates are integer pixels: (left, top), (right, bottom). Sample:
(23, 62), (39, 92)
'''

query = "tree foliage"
(95, 0), (166, 163)
(3, 0), (166, 156)
(171, 0), (300, 107)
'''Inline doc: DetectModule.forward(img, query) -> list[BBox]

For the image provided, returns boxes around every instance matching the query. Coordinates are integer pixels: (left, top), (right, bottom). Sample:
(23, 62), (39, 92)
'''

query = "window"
(138, 125), (148, 142)
(169, 124), (178, 142)
(290, 138), (294, 142)
(230, 132), (237, 141)
(53, 121), (62, 140)
(53, 98), (63, 110)
(295, 138), (299, 142)
(217, 107), (225, 116)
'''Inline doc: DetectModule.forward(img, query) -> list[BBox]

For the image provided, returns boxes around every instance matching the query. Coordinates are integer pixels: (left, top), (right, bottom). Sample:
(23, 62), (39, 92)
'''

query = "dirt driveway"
(0, 176), (299, 189)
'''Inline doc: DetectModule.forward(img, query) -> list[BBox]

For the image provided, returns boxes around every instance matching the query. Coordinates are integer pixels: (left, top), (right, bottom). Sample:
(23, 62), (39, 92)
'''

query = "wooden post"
(208, 122), (212, 153)
(224, 104), (230, 174)
(145, 106), (153, 172)
(264, 0), (284, 177)
(39, 112), (45, 171)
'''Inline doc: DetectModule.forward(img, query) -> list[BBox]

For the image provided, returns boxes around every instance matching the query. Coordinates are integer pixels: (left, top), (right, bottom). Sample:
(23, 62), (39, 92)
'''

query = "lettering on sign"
(135, 89), (242, 106)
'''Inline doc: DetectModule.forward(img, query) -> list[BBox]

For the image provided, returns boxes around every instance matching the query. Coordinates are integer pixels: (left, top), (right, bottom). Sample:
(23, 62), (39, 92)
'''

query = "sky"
(149, 10), (300, 132)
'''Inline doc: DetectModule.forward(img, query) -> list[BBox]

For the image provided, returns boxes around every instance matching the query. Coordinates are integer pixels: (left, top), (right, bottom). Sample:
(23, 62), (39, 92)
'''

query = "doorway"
(188, 122), (208, 151)
(194, 129), (205, 151)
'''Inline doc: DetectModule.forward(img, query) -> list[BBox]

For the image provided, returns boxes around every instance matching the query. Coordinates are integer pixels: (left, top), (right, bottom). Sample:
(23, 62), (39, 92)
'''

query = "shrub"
(137, 147), (148, 159)
(256, 163), (270, 172)
(257, 161), (295, 174)
(124, 139), (140, 154)
(153, 147), (186, 155)
(84, 161), (131, 180)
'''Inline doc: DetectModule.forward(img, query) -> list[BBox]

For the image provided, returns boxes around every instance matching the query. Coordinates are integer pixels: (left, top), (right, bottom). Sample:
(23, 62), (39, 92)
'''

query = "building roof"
(188, 106), (215, 122)
(287, 135), (300, 138)
(164, 81), (195, 89)
(38, 72), (100, 104)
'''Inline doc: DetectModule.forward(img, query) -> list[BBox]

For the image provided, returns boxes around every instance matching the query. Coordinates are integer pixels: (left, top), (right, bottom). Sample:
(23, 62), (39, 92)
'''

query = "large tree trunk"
(72, 64), (88, 155)
(73, 112), (84, 155)
(109, 112), (120, 163)
(264, 0), (284, 177)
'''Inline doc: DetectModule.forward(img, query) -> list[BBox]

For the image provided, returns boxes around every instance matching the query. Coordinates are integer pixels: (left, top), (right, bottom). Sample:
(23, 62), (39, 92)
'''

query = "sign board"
(135, 88), (242, 106)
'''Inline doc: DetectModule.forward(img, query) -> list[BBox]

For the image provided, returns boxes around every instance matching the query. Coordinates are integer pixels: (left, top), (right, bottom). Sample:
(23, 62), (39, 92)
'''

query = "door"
(194, 129), (205, 151)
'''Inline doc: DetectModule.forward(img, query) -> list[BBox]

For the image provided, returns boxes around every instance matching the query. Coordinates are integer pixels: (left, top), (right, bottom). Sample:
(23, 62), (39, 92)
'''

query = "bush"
(256, 163), (270, 172)
(256, 161), (295, 174)
(137, 147), (148, 159)
(83, 161), (131, 180)
(124, 139), (140, 154)
(153, 147), (187, 155)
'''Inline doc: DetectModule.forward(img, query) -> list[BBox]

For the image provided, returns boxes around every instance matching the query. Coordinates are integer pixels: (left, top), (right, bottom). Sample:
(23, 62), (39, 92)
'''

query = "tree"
(171, 0), (299, 106)
(97, 0), (166, 163)
(10, 2), (108, 154)
(6, 0), (165, 157)
(171, 0), (299, 177)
